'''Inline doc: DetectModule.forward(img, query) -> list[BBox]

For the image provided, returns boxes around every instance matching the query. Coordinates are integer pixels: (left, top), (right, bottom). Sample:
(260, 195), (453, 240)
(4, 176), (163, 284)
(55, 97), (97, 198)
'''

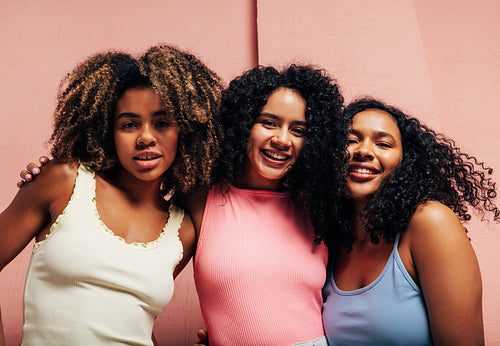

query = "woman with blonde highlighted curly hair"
(0, 44), (222, 345)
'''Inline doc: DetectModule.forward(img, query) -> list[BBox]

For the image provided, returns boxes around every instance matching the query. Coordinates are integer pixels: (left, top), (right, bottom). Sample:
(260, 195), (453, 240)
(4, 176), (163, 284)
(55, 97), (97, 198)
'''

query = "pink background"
(1, 1), (499, 344)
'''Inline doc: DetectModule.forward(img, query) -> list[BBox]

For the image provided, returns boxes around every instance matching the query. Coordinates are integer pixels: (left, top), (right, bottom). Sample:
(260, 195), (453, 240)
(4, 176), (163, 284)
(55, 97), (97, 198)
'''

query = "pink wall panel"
(257, 0), (500, 343)
(0, 1), (255, 345)
(413, 0), (500, 340)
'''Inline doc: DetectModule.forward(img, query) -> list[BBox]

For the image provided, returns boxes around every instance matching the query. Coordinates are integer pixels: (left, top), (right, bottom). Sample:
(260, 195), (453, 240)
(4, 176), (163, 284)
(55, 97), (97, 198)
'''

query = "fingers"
(39, 156), (49, 165)
(20, 169), (33, 182)
(193, 329), (209, 346)
(27, 163), (41, 175)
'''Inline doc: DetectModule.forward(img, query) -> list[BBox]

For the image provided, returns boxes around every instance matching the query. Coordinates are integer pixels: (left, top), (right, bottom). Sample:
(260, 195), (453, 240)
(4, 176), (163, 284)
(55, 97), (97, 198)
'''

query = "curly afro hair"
(213, 64), (347, 232)
(322, 98), (499, 250)
(50, 45), (223, 195)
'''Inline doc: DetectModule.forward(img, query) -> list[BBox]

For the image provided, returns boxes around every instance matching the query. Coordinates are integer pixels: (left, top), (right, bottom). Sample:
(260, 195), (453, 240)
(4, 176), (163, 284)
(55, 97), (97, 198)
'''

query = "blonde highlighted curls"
(139, 45), (223, 192)
(50, 45), (223, 194)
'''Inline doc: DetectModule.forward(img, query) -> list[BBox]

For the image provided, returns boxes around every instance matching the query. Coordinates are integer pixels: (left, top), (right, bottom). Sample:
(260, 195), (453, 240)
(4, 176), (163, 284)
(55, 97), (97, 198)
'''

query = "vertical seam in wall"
(252, 0), (259, 66)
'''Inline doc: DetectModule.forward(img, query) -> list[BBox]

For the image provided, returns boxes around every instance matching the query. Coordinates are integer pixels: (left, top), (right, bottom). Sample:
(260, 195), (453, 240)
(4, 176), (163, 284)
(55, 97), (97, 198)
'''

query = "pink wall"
(1, 0), (499, 344)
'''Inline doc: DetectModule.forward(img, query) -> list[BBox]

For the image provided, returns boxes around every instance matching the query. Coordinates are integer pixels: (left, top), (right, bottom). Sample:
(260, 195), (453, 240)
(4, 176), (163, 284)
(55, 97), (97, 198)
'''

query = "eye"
(260, 119), (276, 128)
(291, 127), (306, 137)
(121, 121), (138, 129)
(155, 120), (172, 129)
(376, 141), (393, 148)
(347, 136), (359, 145)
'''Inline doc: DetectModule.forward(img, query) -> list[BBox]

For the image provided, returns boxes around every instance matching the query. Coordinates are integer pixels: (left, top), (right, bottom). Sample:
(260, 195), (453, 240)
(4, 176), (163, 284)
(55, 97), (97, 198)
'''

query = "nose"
(136, 125), (157, 147)
(353, 140), (374, 160)
(271, 128), (292, 148)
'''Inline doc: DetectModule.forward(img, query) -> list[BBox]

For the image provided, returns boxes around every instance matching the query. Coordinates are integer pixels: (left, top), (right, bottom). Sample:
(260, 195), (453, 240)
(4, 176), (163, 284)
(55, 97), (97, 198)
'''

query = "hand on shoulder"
(17, 155), (50, 187)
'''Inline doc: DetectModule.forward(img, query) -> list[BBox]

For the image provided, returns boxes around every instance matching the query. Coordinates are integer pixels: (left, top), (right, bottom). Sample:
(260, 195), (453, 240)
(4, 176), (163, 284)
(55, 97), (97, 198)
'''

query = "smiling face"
(346, 109), (403, 204)
(240, 87), (307, 190)
(113, 87), (179, 183)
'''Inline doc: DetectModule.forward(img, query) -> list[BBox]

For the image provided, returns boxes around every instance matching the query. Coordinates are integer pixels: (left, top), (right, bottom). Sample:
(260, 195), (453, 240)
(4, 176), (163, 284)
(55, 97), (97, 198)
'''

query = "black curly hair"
(321, 98), (499, 251)
(50, 45), (223, 195)
(213, 65), (347, 221)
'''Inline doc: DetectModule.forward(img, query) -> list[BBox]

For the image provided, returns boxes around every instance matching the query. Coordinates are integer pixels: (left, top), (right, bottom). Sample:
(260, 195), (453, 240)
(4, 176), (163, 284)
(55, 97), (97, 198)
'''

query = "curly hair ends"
(50, 52), (147, 171)
(329, 98), (499, 251)
(214, 65), (347, 225)
(139, 45), (224, 193)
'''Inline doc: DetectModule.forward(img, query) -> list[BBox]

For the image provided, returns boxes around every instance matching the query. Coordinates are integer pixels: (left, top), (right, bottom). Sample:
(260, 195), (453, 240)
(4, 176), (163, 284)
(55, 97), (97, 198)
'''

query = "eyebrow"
(348, 128), (397, 141)
(259, 113), (308, 127)
(116, 110), (167, 120)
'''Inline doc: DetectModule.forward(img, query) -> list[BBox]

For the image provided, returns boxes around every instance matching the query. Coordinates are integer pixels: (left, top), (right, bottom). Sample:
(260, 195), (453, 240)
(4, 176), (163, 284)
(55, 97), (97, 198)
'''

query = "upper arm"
(180, 189), (208, 239)
(408, 201), (483, 345)
(0, 161), (76, 271)
(173, 212), (196, 278)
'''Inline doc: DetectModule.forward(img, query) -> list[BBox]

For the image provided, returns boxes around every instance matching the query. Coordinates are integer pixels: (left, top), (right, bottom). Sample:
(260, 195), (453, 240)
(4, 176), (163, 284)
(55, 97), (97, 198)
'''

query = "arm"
(173, 212), (196, 279)
(175, 189), (208, 240)
(407, 201), (483, 345)
(1, 161), (76, 343)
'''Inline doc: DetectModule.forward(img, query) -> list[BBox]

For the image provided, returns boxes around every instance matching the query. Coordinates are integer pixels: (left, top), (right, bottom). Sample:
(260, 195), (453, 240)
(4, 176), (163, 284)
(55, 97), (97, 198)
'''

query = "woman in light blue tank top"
(311, 98), (499, 345)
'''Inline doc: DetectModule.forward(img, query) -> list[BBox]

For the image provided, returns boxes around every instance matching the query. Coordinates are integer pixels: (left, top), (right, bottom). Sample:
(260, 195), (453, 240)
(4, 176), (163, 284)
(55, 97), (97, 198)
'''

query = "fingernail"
(33, 168), (39, 174)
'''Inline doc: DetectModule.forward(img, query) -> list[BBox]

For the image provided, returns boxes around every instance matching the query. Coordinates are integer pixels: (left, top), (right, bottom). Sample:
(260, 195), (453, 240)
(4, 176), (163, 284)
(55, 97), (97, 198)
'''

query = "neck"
(236, 172), (282, 191)
(100, 167), (164, 205)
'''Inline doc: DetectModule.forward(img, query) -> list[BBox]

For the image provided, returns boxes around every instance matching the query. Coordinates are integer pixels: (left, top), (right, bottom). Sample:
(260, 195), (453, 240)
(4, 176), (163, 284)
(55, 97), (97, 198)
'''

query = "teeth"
(136, 155), (159, 160)
(351, 167), (376, 174)
(264, 150), (288, 160)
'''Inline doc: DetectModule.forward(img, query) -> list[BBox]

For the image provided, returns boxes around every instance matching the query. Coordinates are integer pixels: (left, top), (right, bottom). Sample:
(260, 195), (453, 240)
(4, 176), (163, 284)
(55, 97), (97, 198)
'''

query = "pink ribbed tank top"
(194, 182), (328, 346)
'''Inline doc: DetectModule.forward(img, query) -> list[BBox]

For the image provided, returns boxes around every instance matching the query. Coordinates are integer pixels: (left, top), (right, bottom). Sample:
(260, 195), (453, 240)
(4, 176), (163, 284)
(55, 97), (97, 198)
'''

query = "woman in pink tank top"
(186, 65), (347, 346)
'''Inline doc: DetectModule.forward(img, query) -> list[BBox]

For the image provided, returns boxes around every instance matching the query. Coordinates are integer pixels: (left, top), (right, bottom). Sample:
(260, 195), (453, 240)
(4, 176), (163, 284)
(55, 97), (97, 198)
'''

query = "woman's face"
(113, 87), (179, 183)
(346, 109), (402, 203)
(240, 87), (307, 190)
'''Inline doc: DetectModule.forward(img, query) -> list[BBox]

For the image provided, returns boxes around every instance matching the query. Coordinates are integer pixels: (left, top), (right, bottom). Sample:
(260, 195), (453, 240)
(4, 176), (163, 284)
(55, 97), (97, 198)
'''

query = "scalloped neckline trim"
(89, 170), (172, 249)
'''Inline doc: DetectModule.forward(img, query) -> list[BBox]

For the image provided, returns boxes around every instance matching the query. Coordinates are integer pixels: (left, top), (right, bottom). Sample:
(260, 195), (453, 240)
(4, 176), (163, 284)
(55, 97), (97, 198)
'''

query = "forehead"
(351, 109), (400, 138)
(115, 88), (162, 112)
(261, 87), (307, 121)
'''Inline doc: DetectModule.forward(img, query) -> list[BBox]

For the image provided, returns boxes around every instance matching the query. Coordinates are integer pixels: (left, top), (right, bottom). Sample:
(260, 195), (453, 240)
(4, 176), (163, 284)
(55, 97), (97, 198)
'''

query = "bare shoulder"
(407, 201), (467, 244)
(20, 160), (78, 193)
(15, 160), (78, 207)
(406, 203), (483, 343)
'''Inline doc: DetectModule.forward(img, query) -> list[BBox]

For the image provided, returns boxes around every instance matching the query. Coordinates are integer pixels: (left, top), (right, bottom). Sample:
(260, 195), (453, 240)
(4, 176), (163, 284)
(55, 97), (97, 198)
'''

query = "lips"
(348, 165), (380, 180)
(262, 149), (290, 162)
(134, 152), (162, 169)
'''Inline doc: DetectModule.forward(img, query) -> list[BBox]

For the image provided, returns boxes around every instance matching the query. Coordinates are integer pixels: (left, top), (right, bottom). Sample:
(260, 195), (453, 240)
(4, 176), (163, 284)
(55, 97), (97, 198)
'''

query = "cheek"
(294, 138), (306, 154)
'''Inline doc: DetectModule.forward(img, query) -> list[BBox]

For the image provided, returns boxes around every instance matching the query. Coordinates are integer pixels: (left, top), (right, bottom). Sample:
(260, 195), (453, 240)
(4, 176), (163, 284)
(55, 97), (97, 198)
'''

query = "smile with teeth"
(349, 166), (380, 175)
(262, 149), (289, 161)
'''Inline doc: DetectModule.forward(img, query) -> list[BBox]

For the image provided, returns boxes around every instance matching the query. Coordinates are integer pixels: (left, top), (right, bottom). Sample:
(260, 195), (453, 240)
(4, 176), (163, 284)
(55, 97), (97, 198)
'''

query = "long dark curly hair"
(323, 98), (499, 250)
(213, 64), (347, 234)
(50, 44), (223, 195)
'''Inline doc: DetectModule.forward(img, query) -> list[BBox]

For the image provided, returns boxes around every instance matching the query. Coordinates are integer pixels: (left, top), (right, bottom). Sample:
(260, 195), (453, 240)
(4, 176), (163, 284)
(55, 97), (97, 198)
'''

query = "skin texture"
(0, 88), (196, 346)
(239, 88), (307, 190)
(334, 109), (484, 345)
(113, 88), (179, 185)
(346, 110), (402, 206)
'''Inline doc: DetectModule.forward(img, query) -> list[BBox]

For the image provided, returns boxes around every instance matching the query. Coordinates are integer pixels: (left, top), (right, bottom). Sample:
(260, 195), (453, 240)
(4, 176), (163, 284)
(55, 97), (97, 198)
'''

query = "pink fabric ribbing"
(194, 182), (328, 346)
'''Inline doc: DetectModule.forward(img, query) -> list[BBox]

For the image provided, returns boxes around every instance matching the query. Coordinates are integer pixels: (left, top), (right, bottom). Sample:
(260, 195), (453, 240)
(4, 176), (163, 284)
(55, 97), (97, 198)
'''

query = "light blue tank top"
(322, 234), (433, 345)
